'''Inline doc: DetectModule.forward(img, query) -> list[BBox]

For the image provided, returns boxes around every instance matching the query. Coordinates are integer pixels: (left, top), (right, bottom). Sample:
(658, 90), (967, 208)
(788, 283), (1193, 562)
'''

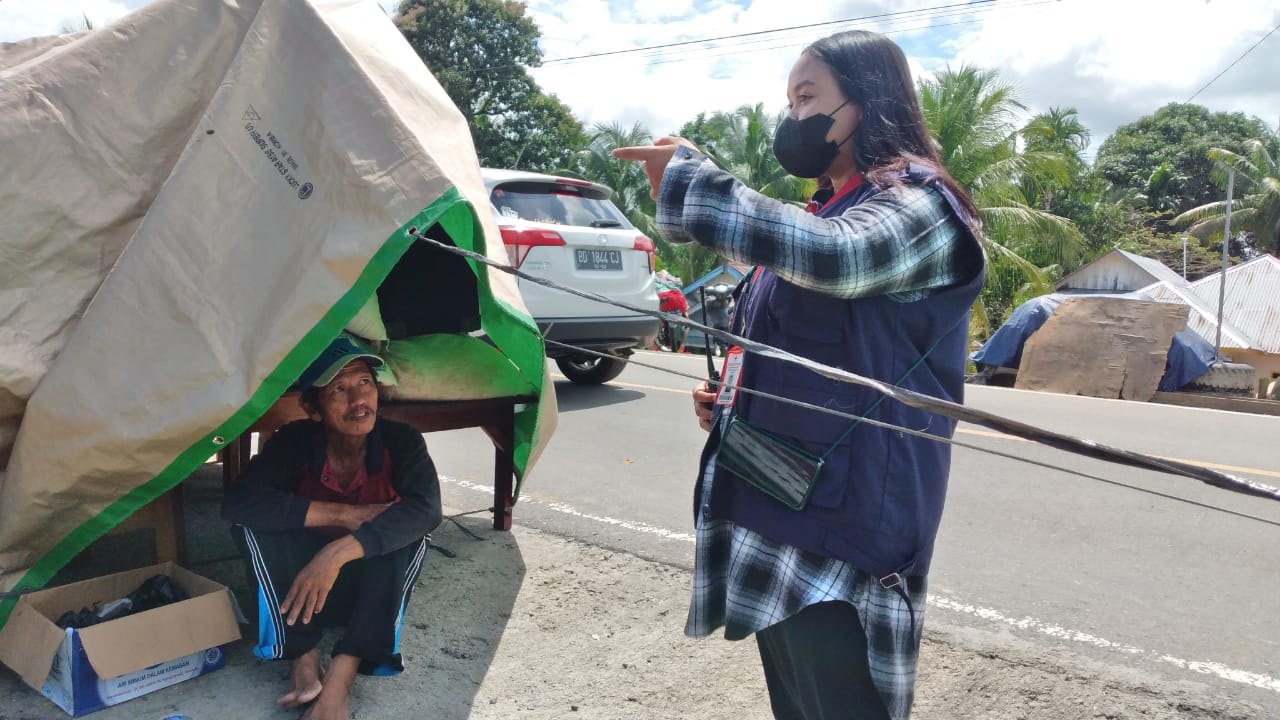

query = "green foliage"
(1020, 107), (1090, 212)
(564, 122), (715, 284)
(59, 13), (94, 33)
(677, 113), (718, 149)
(666, 104), (821, 281)
(1093, 103), (1267, 216)
(919, 65), (1024, 189)
(564, 122), (657, 235)
(918, 66), (1085, 331)
(700, 104), (811, 203)
(1173, 123), (1280, 255)
(394, 0), (584, 172)
(472, 91), (586, 171)
(1116, 225), (1229, 282)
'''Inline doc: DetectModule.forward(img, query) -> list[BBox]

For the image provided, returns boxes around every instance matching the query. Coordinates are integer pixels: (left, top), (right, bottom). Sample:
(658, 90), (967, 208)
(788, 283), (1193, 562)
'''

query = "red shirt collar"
(804, 174), (864, 214)
(824, 174), (864, 206)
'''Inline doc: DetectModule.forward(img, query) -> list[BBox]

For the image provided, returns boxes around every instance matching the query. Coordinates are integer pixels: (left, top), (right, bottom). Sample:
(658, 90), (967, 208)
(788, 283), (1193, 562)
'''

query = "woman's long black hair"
(805, 30), (981, 225)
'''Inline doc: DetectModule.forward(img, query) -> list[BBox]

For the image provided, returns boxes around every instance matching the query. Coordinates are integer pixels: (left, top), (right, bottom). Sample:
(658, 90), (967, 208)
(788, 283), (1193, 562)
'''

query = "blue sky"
(3, 0), (1278, 154)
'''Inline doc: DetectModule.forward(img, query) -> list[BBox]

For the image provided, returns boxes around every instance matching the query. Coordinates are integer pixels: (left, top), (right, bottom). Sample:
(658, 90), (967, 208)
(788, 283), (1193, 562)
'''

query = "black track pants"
(234, 526), (428, 676)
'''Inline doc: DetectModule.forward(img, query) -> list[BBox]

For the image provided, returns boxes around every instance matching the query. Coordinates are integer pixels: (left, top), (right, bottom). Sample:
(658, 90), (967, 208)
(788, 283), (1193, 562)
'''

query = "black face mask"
(772, 99), (854, 178)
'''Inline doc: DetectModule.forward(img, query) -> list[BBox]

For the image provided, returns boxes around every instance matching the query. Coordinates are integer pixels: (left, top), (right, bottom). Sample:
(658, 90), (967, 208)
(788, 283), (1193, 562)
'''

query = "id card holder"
(715, 347), (744, 407)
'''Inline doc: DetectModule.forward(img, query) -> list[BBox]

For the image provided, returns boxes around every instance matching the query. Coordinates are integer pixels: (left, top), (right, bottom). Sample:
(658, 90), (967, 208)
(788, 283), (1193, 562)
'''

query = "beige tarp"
(1015, 297), (1189, 401)
(0, 0), (555, 602)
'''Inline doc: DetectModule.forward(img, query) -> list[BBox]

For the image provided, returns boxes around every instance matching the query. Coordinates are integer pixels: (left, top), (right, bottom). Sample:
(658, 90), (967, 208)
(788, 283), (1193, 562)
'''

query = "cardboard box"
(0, 562), (241, 716)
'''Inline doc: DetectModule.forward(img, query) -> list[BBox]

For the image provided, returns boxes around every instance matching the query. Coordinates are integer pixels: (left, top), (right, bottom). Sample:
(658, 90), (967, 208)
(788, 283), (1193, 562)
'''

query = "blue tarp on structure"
(971, 293), (1218, 392)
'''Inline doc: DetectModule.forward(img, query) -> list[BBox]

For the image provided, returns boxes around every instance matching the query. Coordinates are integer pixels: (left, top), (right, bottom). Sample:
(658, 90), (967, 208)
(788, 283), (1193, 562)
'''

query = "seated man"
(222, 334), (442, 720)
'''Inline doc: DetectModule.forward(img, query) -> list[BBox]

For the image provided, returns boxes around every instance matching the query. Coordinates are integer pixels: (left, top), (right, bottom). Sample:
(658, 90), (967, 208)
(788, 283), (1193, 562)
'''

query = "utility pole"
(1182, 236), (1188, 280)
(1214, 168), (1234, 357)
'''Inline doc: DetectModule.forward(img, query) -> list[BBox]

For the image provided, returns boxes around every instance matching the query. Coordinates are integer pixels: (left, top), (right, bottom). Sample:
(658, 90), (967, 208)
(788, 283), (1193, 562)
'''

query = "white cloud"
(4, 0), (1276, 154)
(942, 0), (1280, 151)
(0, 0), (134, 40)
(525, 0), (1279, 153)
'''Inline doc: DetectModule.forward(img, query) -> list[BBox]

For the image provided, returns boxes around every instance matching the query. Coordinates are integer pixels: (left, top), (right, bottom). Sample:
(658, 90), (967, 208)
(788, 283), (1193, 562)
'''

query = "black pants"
(234, 526), (428, 676)
(755, 601), (891, 720)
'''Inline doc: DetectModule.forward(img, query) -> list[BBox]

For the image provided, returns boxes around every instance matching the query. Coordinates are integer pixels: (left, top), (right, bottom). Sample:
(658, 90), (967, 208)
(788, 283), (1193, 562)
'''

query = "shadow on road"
(552, 380), (645, 412)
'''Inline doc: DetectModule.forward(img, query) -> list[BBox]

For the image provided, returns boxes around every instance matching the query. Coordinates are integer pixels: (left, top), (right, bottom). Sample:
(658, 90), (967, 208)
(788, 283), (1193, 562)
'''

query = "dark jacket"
(704, 169), (985, 578)
(222, 417), (442, 557)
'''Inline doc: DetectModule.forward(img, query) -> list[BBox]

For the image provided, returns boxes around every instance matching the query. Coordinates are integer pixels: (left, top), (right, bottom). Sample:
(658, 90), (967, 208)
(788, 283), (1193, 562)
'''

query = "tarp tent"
(0, 0), (555, 610)
(972, 293), (1218, 392)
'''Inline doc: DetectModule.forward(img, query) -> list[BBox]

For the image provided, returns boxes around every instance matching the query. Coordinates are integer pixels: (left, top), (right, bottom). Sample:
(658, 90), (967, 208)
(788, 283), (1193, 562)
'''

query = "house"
(1059, 249), (1280, 389)
(1155, 255), (1280, 385)
(1055, 248), (1191, 293)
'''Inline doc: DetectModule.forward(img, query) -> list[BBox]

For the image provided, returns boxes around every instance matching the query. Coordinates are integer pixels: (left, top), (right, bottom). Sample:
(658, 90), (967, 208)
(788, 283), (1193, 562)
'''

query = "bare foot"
(300, 694), (349, 720)
(301, 654), (358, 720)
(278, 649), (324, 708)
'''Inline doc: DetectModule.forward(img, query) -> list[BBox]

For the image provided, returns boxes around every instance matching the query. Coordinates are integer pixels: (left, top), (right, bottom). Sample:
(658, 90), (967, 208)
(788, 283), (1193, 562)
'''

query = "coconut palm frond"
(1186, 125), (1280, 253)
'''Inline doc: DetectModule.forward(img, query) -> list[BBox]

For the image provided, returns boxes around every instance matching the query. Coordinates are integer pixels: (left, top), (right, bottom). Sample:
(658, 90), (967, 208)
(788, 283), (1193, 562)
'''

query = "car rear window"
(491, 181), (631, 228)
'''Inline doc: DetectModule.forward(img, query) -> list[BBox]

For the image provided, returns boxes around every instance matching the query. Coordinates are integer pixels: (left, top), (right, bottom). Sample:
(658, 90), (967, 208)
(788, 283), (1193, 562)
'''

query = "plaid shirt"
(664, 148), (968, 719)
(657, 146), (968, 302)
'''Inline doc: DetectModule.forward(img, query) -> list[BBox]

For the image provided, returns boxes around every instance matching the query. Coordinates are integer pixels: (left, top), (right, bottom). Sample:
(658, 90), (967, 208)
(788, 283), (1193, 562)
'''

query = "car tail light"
(500, 226), (565, 267)
(634, 234), (655, 273)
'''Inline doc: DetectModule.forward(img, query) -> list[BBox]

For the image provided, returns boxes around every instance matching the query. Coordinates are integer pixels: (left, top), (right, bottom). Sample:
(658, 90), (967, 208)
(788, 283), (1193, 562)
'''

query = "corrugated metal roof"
(1116, 250), (1191, 287)
(682, 264), (746, 294)
(1187, 255), (1280, 353)
(1056, 249), (1190, 292)
(1140, 280), (1256, 350)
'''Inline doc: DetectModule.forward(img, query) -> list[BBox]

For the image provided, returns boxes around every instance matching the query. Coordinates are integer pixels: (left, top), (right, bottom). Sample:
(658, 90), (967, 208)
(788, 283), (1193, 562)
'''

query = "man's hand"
(305, 500), (391, 532)
(279, 536), (364, 626)
(612, 137), (701, 199)
(341, 502), (390, 532)
(692, 380), (717, 432)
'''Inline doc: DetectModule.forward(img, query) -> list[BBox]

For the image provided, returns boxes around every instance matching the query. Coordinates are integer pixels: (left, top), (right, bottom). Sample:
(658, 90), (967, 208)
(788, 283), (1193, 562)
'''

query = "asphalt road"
(426, 349), (1280, 711)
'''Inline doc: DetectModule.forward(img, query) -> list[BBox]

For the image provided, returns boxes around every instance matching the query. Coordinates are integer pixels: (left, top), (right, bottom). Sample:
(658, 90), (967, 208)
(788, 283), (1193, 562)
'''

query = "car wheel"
(556, 353), (627, 385)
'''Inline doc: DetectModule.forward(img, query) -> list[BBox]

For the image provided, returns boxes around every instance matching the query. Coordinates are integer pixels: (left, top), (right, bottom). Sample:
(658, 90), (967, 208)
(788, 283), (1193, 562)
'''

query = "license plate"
(575, 248), (623, 271)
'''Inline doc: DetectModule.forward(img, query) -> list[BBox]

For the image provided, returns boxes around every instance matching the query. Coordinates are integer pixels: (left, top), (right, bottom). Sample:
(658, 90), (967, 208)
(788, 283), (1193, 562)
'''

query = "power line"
(637, 4), (1061, 70)
(539, 0), (997, 67)
(1186, 21), (1280, 103)
(473, 0), (1053, 74)
(540, 0), (1055, 70)
(405, 228), (1280, 504)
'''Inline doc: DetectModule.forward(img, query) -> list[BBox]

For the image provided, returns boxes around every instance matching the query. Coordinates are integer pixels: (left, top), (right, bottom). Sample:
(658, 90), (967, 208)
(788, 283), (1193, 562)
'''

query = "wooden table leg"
(168, 483), (188, 565)
(483, 413), (516, 531)
(124, 486), (181, 565)
(222, 434), (250, 491)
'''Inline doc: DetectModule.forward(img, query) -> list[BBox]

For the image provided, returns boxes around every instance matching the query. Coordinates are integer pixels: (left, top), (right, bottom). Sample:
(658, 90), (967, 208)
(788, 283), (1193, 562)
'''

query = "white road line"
(928, 596), (1280, 692)
(445, 477), (695, 543)
(440, 474), (1280, 695)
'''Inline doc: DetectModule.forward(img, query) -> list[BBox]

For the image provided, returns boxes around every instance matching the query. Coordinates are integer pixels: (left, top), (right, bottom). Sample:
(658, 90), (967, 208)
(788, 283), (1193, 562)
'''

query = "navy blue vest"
(702, 168), (985, 578)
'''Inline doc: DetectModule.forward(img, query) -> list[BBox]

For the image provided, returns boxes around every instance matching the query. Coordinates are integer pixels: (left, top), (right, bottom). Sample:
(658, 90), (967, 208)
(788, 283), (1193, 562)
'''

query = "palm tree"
(566, 122), (713, 281)
(1173, 123), (1280, 256)
(568, 122), (659, 237)
(703, 103), (812, 203)
(60, 13), (95, 33)
(1021, 106), (1090, 210)
(918, 66), (1086, 330)
(1023, 107), (1090, 161)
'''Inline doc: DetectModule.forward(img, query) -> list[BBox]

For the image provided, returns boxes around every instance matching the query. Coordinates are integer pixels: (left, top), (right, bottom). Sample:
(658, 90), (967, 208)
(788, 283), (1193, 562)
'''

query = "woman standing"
(616, 30), (985, 720)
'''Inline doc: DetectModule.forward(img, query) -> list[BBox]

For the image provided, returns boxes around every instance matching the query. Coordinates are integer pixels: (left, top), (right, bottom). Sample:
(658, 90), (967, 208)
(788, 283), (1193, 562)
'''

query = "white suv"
(481, 169), (659, 384)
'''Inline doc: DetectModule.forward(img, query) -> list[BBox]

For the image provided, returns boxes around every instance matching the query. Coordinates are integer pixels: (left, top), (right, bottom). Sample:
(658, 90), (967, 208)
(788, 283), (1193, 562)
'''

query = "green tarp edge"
(436, 200), (546, 499)
(0, 188), (468, 627)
